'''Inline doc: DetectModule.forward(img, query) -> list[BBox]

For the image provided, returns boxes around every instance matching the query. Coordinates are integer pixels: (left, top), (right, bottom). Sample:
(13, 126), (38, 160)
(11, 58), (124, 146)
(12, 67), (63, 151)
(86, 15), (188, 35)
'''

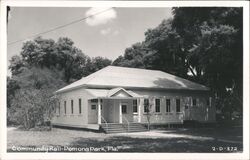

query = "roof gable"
(108, 88), (133, 97)
(85, 88), (141, 98)
(56, 66), (209, 93)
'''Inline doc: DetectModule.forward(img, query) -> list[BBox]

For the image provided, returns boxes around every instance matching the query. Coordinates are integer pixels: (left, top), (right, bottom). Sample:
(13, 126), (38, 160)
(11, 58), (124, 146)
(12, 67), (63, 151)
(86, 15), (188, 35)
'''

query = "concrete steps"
(101, 123), (127, 133)
(100, 123), (148, 134)
(127, 123), (148, 132)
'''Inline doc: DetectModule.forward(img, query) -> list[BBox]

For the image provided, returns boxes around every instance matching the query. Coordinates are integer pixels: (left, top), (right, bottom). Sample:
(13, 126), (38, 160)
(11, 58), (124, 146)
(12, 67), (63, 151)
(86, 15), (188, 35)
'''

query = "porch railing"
(122, 116), (130, 132)
(101, 115), (108, 133)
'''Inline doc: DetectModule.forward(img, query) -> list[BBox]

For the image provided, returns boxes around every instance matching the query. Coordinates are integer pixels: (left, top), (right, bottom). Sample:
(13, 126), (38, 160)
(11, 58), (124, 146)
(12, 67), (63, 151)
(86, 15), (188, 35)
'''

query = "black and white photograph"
(0, 1), (249, 160)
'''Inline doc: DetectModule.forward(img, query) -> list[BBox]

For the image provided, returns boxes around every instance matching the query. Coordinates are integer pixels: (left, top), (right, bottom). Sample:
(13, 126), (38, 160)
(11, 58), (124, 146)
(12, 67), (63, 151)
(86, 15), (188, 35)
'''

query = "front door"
(88, 103), (98, 124)
(121, 103), (128, 123)
(184, 97), (191, 120)
(184, 105), (190, 120)
(105, 100), (116, 123)
(121, 104), (127, 114)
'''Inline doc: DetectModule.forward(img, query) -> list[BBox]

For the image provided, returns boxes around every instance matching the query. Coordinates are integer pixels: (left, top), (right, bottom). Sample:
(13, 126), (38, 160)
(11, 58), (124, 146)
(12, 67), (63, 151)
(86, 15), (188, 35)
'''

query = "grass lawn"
(7, 126), (243, 153)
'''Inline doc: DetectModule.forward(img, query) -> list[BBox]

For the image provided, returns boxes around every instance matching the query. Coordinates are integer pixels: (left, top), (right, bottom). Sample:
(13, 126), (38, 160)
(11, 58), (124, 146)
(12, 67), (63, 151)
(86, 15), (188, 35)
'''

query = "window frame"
(79, 98), (82, 114)
(57, 101), (60, 116)
(155, 98), (161, 113)
(192, 98), (197, 107)
(143, 99), (149, 113)
(207, 97), (212, 107)
(90, 99), (98, 103)
(133, 99), (138, 114)
(64, 100), (67, 115)
(91, 104), (96, 110)
(176, 99), (181, 113)
(122, 104), (127, 114)
(209, 97), (212, 107)
(71, 99), (74, 114)
(166, 99), (171, 113)
(206, 99), (209, 105)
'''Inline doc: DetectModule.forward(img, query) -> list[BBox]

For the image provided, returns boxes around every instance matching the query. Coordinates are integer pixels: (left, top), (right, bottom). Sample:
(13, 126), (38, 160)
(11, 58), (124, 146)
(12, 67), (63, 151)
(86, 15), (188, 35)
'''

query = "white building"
(52, 66), (216, 133)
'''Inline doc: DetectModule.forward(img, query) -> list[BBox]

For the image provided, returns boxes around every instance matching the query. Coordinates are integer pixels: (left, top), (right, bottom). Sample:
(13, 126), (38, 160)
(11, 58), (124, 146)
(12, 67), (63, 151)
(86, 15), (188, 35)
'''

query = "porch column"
(138, 98), (141, 123)
(98, 98), (101, 124)
(119, 101), (122, 123)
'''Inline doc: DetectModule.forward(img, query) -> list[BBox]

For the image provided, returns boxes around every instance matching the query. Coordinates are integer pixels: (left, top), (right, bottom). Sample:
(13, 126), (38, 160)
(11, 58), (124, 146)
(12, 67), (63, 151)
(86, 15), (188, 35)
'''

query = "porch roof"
(85, 88), (142, 99)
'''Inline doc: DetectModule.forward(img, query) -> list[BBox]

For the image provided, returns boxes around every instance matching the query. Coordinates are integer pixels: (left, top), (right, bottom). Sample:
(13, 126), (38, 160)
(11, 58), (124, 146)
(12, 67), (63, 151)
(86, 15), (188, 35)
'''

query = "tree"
(8, 36), (113, 128)
(172, 7), (243, 116)
(84, 56), (112, 76)
(19, 37), (91, 83)
(54, 37), (89, 82)
(20, 37), (56, 67)
(17, 37), (113, 83)
(114, 7), (243, 119)
(10, 88), (59, 129)
(7, 77), (20, 108)
(8, 55), (26, 75)
(144, 19), (188, 77)
(8, 66), (65, 129)
(113, 43), (148, 69)
(171, 8), (242, 78)
(7, 77), (20, 125)
(113, 19), (189, 78)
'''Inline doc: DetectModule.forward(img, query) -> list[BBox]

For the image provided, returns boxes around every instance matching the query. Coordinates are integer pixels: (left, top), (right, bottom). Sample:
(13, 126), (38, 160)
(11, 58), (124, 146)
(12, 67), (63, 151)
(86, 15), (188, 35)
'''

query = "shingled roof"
(56, 66), (209, 93)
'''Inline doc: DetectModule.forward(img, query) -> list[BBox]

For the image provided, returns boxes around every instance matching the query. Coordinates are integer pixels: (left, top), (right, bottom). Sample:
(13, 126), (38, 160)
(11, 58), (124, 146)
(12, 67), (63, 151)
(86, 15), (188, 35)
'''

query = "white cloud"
(85, 7), (117, 26)
(100, 28), (111, 35)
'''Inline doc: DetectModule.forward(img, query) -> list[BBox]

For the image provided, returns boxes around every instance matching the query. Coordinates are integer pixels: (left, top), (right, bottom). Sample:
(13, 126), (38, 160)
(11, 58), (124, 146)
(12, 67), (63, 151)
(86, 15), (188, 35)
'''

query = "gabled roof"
(56, 66), (209, 93)
(107, 87), (133, 97)
(85, 88), (141, 99)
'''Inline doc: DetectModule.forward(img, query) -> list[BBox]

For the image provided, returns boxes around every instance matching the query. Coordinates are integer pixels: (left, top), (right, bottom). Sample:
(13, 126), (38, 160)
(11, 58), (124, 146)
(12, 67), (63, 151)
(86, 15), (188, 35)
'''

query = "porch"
(87, 88), (144, 125)
(85, 87), (188, 133)
(86, 87), (149, 133)
(87, 97), (143, 125)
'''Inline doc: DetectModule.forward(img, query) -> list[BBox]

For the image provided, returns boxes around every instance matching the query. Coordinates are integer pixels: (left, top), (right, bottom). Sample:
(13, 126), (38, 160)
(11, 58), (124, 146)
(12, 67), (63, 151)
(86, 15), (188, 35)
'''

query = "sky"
(7, 7), (173, 74)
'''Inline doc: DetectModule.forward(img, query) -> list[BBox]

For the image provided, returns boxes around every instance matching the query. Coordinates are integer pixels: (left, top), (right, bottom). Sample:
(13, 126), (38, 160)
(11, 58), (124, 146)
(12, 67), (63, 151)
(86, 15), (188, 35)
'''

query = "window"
(79, 98), (82, 114)
(71, 100), (74, 114)
(155, 99), (160, 113)
(206, 99), (209, 105)
(64, 101), (67, 114)
(91, 105), (96, 110)
(192, 98), (197, 106)
(91, 99), (98, 103)
(210, 97), (212, 107)
(133, 100), (138, 113)
(166, 99), (171, 113)
(207, 97), (212, 107)
(176, 99), (180, 112)
(122, 105), (127, 113)
(144, 99), (149, 113)
(58, 102), (60, 115)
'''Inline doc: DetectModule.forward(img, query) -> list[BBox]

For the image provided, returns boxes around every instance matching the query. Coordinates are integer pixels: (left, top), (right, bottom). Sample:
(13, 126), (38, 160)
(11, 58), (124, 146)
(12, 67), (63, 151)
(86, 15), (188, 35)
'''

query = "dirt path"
(7, 127), (17, 131)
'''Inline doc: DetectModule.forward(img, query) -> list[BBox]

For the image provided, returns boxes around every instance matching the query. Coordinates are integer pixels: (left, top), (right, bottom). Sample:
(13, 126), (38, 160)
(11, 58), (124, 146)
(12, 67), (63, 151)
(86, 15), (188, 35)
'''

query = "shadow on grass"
(7, 136), (243, 153)
(7, 126), (243, 153)
(69, 136), (243, 153)
(158, 126), (243, 142)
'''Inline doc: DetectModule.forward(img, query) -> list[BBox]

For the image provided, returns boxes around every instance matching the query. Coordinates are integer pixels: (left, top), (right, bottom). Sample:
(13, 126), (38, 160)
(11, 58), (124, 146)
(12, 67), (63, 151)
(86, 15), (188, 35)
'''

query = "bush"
(9, 88), (59, 130)
(7, 66), (65, 130)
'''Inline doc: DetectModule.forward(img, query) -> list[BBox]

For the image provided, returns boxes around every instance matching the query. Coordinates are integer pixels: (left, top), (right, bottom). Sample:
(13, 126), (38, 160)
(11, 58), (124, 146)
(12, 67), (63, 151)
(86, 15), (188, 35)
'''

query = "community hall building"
(52, 66), (216, 133)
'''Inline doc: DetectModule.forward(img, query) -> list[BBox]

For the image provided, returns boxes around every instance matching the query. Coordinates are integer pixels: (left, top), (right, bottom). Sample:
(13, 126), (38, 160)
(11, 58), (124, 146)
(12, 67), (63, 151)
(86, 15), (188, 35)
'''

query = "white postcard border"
(0, 1), (249, 160)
